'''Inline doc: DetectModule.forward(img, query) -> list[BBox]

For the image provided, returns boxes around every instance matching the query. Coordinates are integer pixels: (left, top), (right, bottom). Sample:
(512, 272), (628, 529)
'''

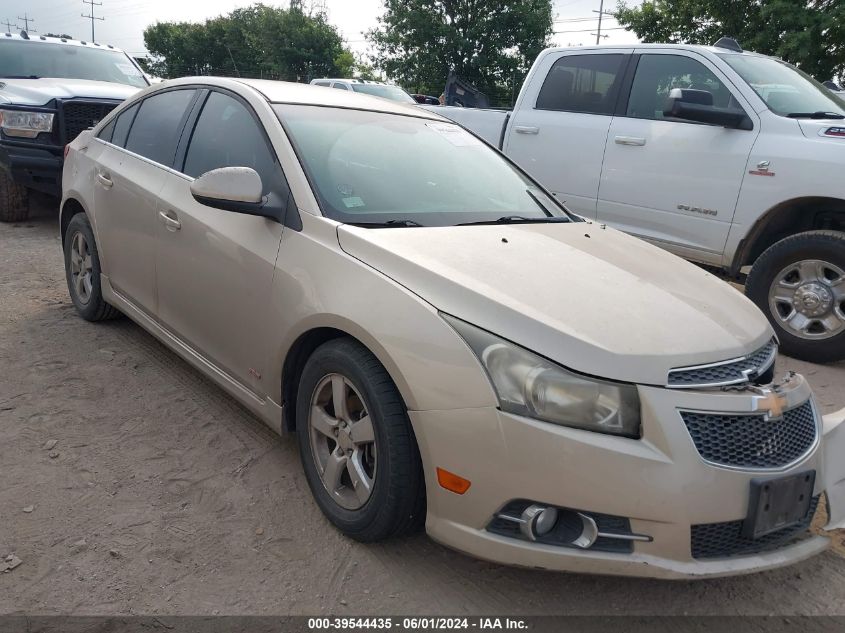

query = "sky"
(3, 0), (642, 60)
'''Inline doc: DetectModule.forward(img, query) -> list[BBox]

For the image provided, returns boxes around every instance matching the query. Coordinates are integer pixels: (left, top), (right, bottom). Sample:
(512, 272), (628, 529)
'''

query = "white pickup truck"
(427, 39), (845, 363)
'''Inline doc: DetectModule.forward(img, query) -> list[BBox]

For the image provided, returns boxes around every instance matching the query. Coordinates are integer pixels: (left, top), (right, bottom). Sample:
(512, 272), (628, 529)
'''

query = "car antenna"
(713, 36), (742, 52)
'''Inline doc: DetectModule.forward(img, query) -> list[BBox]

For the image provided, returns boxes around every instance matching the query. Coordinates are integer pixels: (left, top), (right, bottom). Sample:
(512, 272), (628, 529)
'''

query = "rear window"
(536, 54), (625, 115)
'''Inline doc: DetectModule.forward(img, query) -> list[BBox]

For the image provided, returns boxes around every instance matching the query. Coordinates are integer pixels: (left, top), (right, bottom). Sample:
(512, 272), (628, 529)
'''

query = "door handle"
(96, 172), (113, 188)
(614, 136), (647, 146)
(159, 210), (181, 231)
(514, 125), (540, 135)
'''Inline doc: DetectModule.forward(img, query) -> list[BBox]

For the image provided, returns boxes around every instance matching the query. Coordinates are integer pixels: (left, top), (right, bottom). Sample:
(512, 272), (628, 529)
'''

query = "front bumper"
(0, 139), (63, 195)
(410, 374), (839, 579)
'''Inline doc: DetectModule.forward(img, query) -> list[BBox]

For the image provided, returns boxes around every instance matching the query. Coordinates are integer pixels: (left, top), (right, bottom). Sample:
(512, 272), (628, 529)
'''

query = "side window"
(124, 89), (196, 166)
(182, 91), (282, 195)
(110, 103), (139, 148)
(536, 54), (625, 115)
(97, 118), (116, 143)
(331, 83), (350, 90)
(313, 81), (330, 87)
(626, 54), (734, 120)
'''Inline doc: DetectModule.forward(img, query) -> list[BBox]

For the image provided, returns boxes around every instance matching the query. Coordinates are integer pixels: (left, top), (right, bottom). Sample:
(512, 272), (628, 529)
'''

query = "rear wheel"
(0, 169), (29, 222)
(296, 338), (425, 541)
(746, 230), (845, 362)
(63, 213), (121, 321)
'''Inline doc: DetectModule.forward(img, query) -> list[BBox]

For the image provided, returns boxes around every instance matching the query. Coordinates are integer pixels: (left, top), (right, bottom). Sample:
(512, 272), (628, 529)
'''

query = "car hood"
(796, 118), (845, 141)
(0, 78), (140, 106)
(337, 222), (773, 386)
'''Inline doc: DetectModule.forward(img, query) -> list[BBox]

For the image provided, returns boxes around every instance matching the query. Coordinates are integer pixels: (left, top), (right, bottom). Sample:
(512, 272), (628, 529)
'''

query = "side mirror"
(190, 166), (266, 214)
(664, 88), (752, 130)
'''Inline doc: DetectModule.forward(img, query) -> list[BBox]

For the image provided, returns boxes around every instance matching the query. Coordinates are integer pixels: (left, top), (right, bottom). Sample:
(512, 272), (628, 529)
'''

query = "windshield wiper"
(786, 111), (845, 119)
(456, 215), (570, 226)
(346, 219), (425, 228)
(0, 75), (40, 79)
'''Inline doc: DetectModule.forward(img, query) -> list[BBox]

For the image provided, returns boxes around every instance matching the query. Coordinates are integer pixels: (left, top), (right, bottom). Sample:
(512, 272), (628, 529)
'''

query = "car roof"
(0, 31), (126, 52)
(543, 42), (774, 59)
(162, 76), (445, 120)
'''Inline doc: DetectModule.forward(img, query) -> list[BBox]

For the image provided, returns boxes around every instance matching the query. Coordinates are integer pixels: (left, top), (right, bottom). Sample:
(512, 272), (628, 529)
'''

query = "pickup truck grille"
(680, 400), (818, 469)
(61, 101), (118, 143)
(667, 339), (777, 388)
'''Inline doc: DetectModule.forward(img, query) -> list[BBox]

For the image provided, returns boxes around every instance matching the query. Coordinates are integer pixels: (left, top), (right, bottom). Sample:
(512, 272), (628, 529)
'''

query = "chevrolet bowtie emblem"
(753, 389), (789, 420)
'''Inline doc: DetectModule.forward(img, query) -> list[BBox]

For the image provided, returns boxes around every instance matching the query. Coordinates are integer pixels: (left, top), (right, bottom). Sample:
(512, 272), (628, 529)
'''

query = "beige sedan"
(60, 77), (845, 578)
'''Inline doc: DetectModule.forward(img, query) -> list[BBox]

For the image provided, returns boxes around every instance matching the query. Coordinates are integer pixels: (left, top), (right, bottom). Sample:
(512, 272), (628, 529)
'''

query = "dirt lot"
(2, 197), (845, 616)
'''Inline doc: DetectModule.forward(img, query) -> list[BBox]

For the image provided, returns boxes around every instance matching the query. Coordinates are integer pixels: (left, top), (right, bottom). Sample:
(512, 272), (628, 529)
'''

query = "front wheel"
(745, 230), (845, 363)
(296, 338), (425, 542)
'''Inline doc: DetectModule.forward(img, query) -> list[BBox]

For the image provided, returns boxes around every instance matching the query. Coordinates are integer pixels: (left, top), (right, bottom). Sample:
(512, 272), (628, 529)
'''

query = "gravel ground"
(2, 196), (845, 616)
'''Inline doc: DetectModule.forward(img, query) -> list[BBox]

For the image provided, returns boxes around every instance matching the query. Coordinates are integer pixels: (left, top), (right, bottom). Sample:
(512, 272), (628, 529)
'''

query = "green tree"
(143, 3), (354, 81)
(367, 0), (554, 105)
(615, 0), (845, 81)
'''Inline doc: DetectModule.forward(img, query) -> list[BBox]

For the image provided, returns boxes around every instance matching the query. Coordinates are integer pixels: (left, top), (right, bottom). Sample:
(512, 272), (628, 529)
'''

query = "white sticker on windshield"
(426, 122), (483, 147)
(116, 63), (142, 76)
(342, 196), (365, 208)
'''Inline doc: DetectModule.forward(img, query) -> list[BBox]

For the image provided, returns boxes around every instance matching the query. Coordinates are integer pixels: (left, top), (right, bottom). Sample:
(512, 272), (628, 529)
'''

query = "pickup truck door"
(596, 51), (759, 263)
(503, 49), (633, 218)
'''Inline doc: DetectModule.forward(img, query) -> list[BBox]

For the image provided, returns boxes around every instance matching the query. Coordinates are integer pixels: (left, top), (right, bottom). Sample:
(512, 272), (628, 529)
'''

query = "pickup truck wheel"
(746, 230), (845, 363)
(0, 169), (30, 222)
(63, 213), (121, 321)
(296, 338), (425, 542)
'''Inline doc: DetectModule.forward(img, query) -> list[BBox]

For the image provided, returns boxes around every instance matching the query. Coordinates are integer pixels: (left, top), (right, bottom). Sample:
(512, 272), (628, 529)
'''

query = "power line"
(553, 26), (626, 34)
(82, 0), (104, 42)
(17, 12), (35, 32)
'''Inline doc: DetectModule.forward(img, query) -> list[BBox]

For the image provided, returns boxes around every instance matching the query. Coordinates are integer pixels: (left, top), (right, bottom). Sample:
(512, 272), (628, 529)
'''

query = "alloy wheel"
(308, 373), (377, 510)
(69, 231), (94, 305)
(768, 259), (845, 340)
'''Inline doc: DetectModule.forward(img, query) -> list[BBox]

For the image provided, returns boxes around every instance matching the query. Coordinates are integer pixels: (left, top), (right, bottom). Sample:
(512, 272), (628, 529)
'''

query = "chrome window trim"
(92, 136), (194, 182)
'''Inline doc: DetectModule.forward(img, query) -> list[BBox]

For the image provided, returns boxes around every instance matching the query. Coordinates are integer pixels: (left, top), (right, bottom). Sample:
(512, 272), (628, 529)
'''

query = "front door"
(504, 49), (632, 218)
(154, 90), (289, 394)
(597, 51), (759, 262)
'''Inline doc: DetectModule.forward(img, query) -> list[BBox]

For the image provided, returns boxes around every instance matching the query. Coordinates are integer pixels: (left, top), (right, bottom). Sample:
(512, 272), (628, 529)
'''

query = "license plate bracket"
(743, 470), (815, 540)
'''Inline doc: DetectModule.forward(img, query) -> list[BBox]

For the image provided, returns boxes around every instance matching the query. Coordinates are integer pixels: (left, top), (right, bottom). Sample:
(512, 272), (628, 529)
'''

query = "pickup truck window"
(275, 105), (571, 227)
(0, 39), (148, 88)
(718, 53), (845, 118)
(627, 54), (734, 120)
(536, 54), (625, 115)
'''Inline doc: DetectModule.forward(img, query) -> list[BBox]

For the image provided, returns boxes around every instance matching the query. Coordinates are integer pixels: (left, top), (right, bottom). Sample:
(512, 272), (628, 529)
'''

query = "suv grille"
(668, 339), (777, 388)
(61, 101), (118, 142)
(680, 401), (817, 469)
(691, 496), (819, 559)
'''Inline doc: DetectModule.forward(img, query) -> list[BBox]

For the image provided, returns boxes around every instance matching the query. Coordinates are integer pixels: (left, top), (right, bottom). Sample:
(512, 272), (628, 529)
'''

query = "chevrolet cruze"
(60, 77), (845, 578)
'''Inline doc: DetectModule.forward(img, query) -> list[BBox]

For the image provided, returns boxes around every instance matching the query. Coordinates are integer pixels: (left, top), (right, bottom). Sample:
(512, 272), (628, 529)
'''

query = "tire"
(296, 338), (425, 542)
(746, 230), (845, 363)
(0, 169), (29, 222)
(63, 213), (121, 322)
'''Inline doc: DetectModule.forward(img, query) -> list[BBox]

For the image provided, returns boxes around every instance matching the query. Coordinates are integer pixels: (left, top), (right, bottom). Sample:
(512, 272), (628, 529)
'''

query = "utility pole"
(593, 0), (614, 45)
(2, 18), (15, 32)
(81, 0), (104, 42)
(17, 13), (35, 32)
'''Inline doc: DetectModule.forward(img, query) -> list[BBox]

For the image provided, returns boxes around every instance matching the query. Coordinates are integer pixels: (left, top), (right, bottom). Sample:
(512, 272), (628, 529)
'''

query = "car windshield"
(0, 39), (148, 88)
(719, 53), (845, 118)
(274, 105), (572, 227)
(349, 83), (416, 103)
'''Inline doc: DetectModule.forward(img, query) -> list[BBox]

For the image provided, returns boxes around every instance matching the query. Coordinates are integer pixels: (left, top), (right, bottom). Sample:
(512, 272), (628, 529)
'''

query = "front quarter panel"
(266, 212), (498, 413)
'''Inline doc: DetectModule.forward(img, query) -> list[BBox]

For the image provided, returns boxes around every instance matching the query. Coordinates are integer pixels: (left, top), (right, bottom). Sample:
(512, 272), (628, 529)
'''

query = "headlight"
(0, 109), (55, 138)
(443, 315), (641, 438)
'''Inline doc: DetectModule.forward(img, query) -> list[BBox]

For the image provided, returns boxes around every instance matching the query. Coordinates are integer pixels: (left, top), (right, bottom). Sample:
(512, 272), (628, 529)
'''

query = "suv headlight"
(0, 109), (55, 138)
(444, 315), (641, 438)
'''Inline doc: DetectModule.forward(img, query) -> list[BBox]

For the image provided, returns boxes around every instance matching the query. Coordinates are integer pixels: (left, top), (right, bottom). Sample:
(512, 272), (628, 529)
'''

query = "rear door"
(596, 51), (759, 262)
(153, 89), (290, 395)
(91, 88), (198, 315)
(504, 49), (632, 217)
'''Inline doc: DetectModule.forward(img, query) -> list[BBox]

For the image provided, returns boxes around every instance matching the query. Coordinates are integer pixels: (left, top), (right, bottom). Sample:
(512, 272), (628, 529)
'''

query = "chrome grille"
(61, 101), (118, 142)
(668, 339), (777, 388)
(691, 496), (819, 559)
(680, 401), (817, 469)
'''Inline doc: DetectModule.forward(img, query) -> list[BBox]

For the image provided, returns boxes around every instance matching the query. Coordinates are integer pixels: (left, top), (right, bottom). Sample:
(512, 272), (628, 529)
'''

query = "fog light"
(519, 504), (559, 541)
